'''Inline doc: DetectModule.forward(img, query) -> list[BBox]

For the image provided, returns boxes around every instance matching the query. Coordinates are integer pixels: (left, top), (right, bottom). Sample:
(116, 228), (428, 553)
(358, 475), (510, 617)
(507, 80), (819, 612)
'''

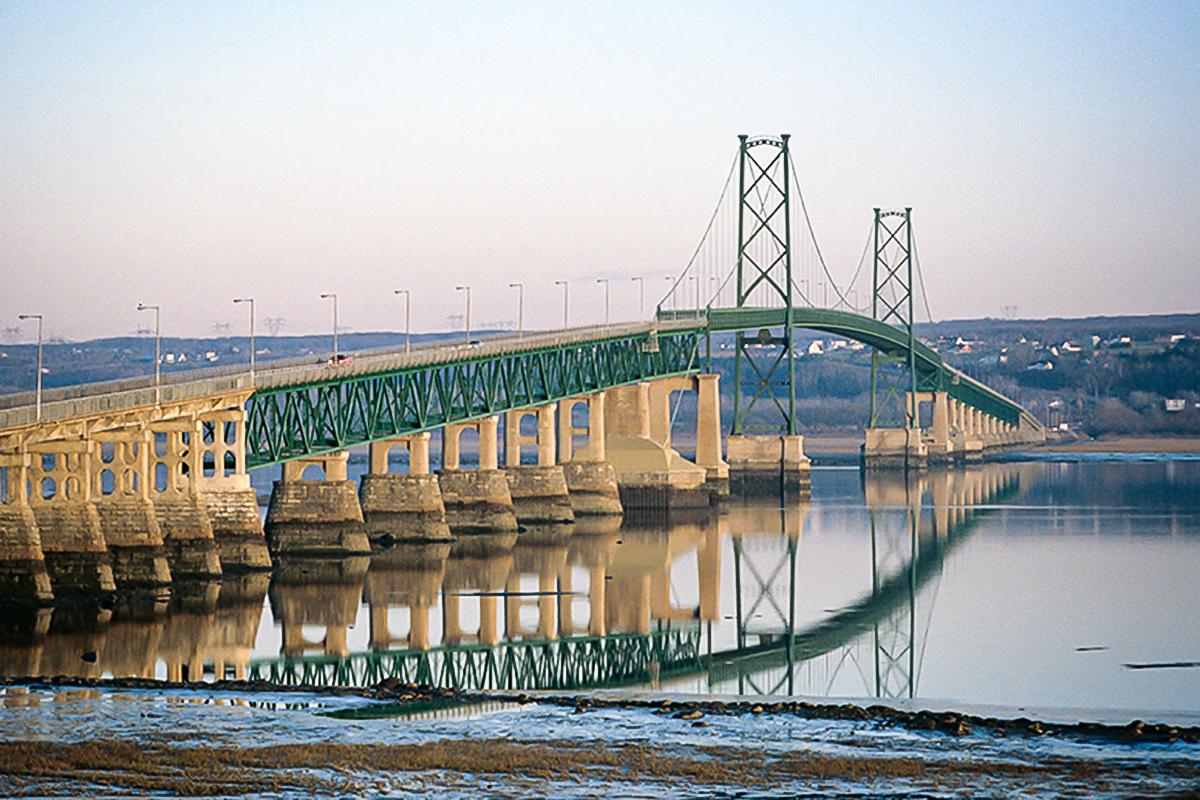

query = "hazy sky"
(2, 1), (1198, 341)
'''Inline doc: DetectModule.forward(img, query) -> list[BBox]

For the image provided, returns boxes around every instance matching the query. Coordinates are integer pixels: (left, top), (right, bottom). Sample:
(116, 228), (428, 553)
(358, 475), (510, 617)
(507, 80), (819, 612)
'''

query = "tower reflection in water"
(0, 465), (1023, 700)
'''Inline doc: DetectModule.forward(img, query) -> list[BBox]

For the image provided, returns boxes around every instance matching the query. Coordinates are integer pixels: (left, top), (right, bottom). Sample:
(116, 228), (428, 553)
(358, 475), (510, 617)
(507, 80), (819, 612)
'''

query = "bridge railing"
(0, 320), (703, 431)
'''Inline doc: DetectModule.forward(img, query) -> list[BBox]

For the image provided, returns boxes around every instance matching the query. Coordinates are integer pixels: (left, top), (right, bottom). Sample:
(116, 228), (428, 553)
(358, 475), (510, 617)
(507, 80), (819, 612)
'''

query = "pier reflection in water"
(4, 461), (1200, 712)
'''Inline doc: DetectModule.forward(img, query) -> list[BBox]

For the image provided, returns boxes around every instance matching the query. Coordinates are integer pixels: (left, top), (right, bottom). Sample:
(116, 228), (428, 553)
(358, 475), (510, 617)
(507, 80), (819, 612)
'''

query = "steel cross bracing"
(245, 326), (701, 468)
(869, 208), (918, 428)
(731, 134), (799, 436)
(245, 628), (703, 691)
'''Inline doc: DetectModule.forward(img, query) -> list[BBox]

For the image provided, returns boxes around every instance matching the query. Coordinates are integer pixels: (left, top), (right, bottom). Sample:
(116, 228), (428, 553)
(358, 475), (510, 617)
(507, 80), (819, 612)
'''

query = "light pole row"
(15, 275), (664, 416)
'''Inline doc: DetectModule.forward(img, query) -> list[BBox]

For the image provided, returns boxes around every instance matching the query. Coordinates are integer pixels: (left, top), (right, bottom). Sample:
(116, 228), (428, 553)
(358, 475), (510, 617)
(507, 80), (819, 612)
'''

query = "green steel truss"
(663, 306), (1023, 425)
(869, 208), (917, 428)
(246, 628), (703, 691)
(732, 134), (798, 435)
(245, 328), (701, 468)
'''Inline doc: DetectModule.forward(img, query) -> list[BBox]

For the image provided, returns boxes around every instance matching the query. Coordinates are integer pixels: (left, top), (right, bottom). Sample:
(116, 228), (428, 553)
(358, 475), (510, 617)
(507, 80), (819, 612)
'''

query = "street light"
(596, 278), (610, 325)
(688, 276), (698, 316)
(554, 280), (568, 328)
(320, 293), (339, 360)
(136, 302), (161, 405)
(664, 276), (675, 312)
(393, 290), (411, 353)
(232, 298), (255, 384)
(16, 314), (42, 421)
(631, 277), (644, 321)
(508, 282), (524, 339)
(455, 285), (471, 342)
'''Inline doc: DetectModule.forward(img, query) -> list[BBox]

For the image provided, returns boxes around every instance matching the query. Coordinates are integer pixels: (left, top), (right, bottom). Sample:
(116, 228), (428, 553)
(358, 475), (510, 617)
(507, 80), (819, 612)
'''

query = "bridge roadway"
(0, 308), (1038, 465)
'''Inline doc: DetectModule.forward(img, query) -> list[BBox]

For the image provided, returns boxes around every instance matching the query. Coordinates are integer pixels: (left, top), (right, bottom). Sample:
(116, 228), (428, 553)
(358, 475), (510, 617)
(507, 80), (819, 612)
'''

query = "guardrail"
(0, 320), (703, 431)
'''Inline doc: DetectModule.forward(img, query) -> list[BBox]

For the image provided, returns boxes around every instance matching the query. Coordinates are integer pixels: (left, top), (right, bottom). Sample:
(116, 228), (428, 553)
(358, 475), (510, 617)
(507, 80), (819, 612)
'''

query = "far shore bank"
(799, 433), (1200, 458)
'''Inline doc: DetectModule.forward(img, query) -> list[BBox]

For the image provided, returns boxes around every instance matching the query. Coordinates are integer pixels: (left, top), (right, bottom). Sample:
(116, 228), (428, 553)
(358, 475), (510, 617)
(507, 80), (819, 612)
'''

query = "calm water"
(3, 460), (1199, 716)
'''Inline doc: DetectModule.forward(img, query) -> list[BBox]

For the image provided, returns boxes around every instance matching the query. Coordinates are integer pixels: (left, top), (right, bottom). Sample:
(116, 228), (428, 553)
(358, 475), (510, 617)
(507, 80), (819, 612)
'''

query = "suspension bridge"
(0, 133), (1045, 604)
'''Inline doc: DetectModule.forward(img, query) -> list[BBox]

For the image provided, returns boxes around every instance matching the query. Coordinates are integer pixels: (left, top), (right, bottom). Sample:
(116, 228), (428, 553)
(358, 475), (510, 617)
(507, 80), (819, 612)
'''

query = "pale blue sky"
(2, 1), (1198, 339)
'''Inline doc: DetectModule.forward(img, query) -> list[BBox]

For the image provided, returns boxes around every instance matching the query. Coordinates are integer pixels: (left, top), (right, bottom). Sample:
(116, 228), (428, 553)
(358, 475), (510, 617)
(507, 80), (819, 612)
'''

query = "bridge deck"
(0, 319), (704, 432)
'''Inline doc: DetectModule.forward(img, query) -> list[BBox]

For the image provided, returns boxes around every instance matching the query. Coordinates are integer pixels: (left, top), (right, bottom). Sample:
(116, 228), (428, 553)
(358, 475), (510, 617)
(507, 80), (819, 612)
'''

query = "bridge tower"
(731, 134), (797, 437)
(868, 208), (917, 430)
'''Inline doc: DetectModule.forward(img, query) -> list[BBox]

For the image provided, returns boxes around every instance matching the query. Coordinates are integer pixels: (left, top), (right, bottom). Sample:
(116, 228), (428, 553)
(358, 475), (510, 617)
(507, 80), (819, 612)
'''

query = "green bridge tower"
(731, 134), (798, 436)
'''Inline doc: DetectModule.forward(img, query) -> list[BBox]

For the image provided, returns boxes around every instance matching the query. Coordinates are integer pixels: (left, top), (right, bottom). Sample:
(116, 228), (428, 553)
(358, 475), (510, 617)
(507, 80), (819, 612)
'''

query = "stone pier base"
(359, 473), (453, 543)
(438, 470), (519, 534)
(265, 481), (371, 557)
(950, 435), (984, 463)
(94, 498), (172, 587)
(861, 428), (929, 471)
(726, 435), (811, 493)
(202, 489), (272, 572)
(561, 462), (623, 516)
(0, 506), (54, 603)
(505, 466), (575, 524)
(32, 502), (115, 594)
(154, 495), (222, 579)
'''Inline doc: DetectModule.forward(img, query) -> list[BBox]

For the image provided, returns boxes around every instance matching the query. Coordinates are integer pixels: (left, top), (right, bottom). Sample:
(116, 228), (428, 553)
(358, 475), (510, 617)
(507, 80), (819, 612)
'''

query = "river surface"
(2, 458), (1198, 716)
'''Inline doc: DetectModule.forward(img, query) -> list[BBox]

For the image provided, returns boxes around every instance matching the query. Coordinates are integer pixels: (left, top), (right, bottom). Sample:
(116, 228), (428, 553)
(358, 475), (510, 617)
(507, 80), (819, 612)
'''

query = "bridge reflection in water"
(0, 465), (1025, 699)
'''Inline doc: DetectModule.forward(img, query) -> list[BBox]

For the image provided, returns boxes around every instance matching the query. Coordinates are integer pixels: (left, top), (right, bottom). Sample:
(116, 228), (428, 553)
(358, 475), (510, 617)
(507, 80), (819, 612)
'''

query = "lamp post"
(688, 276), (698, 316)
(232, 298), (255, 384)
(393, 290), (411, 353)
(16, 314), (42, 421)
(509, 282), (524, 338)
(320, 293), (339, 360)
(554, 280), (568, 327)
(455, 285), (471, 342)
(136, 302), (161, 404)
(596, 278), (610, 325)
(631, 276), (644, 320)
(664, 276), (675, 312)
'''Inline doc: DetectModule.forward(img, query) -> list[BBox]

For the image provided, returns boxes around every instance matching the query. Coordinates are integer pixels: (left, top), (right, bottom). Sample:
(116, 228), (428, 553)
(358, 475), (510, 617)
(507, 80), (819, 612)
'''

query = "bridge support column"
(605, 379), (709, 510)
(91, 429), (172, 587)
(949, 400), (983, 463)
(726, 434), (811, 494)
(504, 405), (574, 524)
(862, 427), (927, 471)
(265, 450), (371, 556)
(195, 409), (271, 572)
(438, 417), (519, 534)
(557, 393), (623, 515)
(149, 419), (222, 579)
(24, 441), (114, 594)
(0, 450), (54, 602)
(359, 433), (452, 543)
(695, 374), (730, 493)
(921, 391), (954, 464)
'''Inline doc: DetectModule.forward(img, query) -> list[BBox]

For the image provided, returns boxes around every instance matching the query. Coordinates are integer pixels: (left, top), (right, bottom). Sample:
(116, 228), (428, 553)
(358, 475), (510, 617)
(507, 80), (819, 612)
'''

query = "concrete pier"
(605, 381), (709, 509)
(439, 417), (519, 534)
(91, 431), (171, 587)
(202, 488), (273, 571)
(558, 393), (623, 515)
(265, 451), (371, 556)
(189, 409), (271, 571)
(20, 444), (113, 595)
(504, 405), (574, 524)
(726, 434), (811, 493)
(861, 427), (928, 471)
(359, 433), (453, 543)
(148, 420), (222, 579)
(0, 453), (54, 602)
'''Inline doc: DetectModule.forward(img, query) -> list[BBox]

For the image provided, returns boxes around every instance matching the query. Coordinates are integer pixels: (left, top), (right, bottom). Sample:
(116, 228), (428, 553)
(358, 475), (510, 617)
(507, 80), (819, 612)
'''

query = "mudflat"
(1039, 436), (1200, 454)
